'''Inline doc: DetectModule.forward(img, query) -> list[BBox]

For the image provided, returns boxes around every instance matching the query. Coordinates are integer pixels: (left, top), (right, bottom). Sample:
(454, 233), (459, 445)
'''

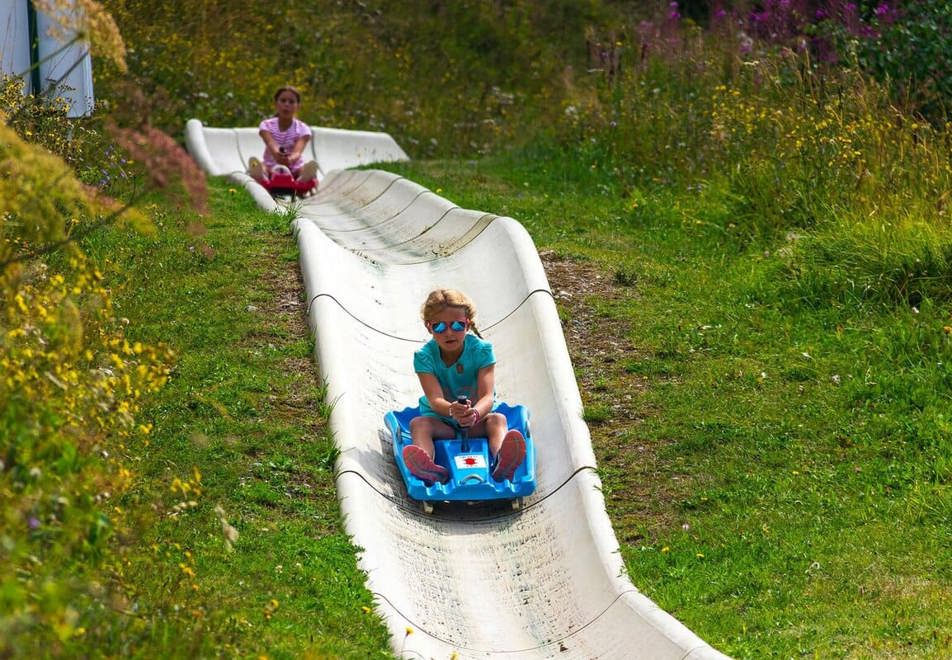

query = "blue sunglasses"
(430, 320), (468, 334)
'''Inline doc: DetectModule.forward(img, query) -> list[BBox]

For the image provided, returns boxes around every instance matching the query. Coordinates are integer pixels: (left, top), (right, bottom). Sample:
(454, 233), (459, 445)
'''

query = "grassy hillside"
(3, 0), (950, 656)
(97, 0), (618, 158)
(21, 185), (392, 656)
(379, 153), (951, 656)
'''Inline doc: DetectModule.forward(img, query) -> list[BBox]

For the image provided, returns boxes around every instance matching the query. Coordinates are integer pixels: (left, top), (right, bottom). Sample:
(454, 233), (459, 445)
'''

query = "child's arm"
(418, 372), (454, 417)
(471, 364), (496, 420)
(259, 129), (283, 162)
(288, 134), (310, 164)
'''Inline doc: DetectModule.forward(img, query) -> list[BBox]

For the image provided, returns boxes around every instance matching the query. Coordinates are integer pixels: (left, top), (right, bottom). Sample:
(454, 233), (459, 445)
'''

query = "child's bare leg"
(248, 157), (267, 181)
(483, 412), (508, 455)
(409, 416), (456, 459)
(481, 412), (525, 481)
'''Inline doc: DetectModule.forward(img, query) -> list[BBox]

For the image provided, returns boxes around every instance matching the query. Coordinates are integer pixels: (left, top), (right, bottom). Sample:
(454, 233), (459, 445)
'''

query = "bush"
(0, 119), (172, 653)
(836, 0), (952, 122)
(0, 4), (199, 649)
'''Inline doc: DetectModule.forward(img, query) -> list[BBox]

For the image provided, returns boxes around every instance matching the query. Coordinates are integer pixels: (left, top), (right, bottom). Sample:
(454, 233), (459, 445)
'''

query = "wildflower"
(109, 123), (208, 214)
(263, 599), (280, 620)
(405, 626), (414, 636)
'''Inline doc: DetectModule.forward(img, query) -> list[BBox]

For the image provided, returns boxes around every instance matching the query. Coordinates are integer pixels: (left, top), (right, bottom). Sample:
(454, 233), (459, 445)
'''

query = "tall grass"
(97, 0), (616, 158)
(538, 7), (952, 310)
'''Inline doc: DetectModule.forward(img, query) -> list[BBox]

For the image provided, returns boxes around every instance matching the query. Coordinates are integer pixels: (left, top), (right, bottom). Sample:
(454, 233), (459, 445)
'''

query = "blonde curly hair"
(420, 288), (482, 337)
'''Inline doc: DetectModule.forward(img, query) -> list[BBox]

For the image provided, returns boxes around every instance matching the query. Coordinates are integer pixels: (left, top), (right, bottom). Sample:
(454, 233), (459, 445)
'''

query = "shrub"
(532, 2), (952, 309)
(0, 120), (171, 653)
(829, 0), (952, 122)
(0, 3), (197, 649)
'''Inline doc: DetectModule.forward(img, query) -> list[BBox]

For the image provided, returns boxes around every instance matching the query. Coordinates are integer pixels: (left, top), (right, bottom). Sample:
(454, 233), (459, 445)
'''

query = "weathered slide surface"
(186, 119), (726, 659)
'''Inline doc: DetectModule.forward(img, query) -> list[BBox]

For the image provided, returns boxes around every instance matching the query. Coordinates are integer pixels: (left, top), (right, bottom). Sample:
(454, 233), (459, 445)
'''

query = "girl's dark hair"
(273, 86), (302, 103)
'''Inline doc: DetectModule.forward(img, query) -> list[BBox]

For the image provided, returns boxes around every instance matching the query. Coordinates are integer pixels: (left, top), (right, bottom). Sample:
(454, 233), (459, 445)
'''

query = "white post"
(35, 0), (95, 117)
(0, 2), (32, 83)
(0, 0), (95, 118)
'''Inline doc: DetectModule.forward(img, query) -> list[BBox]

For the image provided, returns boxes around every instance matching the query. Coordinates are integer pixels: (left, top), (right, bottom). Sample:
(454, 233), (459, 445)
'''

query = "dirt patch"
(541, 250), (637, 379)
(540, 248), (647, 408)
(540, 250), (685, 542)
(244, 233), (341, 530)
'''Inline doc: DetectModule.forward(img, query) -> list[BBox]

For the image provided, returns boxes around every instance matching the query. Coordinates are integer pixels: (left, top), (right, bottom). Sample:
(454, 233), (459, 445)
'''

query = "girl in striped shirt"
(247, 86), (318, 183)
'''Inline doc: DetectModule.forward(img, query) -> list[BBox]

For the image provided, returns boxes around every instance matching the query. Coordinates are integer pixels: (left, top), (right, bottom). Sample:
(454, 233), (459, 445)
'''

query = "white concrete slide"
(184, 119), (410, 212)
(186, 123), (728, 659)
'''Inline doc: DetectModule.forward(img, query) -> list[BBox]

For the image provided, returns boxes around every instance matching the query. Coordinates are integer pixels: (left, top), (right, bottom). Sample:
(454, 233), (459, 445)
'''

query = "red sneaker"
(402, 445), (449, 484)
(491, 430), (526, 481)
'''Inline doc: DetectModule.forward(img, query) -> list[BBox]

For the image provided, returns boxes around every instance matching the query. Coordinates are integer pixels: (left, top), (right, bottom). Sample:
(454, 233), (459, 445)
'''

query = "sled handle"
(456, 394), (471, 452)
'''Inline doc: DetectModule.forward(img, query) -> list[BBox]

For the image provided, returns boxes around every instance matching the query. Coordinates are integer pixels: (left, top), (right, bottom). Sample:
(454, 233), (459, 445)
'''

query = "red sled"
(258, 171), (317, 199)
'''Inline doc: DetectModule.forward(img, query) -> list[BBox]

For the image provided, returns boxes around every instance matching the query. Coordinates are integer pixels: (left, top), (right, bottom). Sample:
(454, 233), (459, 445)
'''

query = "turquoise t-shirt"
(414, 333), (497, 419)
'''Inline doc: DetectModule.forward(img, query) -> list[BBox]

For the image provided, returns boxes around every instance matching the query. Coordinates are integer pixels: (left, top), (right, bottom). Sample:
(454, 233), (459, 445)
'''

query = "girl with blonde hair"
(404, 288), (525, 483)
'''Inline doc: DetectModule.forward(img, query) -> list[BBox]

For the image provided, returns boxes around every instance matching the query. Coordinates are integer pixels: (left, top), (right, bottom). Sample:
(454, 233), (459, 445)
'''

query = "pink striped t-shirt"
(258, 116), (311, 169)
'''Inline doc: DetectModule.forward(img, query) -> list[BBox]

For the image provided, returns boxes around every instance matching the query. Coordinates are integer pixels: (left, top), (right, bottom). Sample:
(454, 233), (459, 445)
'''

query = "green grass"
(378, 154), (951, 658)
(54, 155), (948, 657)
(76, 182), (391, 657)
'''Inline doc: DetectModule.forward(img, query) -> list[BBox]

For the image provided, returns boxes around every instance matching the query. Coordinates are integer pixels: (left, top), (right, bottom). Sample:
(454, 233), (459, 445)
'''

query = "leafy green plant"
(0, 105), (171, 659)
(836, 0), (952, 122)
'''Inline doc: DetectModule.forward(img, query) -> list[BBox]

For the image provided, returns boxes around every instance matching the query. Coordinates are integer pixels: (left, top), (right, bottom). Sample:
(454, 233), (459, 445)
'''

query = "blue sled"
(385, 403), (536, 510)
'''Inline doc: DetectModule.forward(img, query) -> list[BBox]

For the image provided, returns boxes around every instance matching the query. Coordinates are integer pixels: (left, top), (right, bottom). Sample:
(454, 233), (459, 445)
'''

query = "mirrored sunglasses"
(431, 320), (468, 334)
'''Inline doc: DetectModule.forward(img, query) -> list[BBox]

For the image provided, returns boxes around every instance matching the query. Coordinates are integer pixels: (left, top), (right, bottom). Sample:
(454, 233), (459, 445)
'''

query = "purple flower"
(668, 1), (681, 20)
(874, 2), (896, 24)
(28, 517), (40, 530)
